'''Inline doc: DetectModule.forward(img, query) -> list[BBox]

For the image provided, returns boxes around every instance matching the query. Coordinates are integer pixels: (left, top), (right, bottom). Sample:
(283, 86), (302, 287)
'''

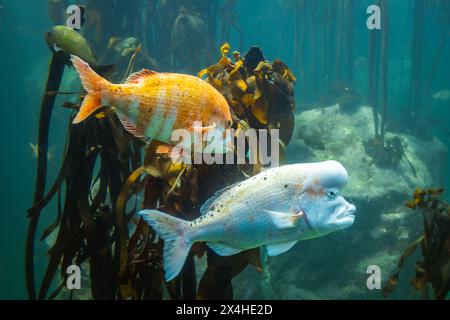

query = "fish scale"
(111, 76), (220, 143)
(189, 170), (298, 248)
(70, 55), (232, 147)
(139, 161), (356, 281)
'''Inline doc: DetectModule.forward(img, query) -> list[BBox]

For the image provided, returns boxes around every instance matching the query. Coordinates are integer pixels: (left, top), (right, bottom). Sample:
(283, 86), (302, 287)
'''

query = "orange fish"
(70, 55), (232, 151)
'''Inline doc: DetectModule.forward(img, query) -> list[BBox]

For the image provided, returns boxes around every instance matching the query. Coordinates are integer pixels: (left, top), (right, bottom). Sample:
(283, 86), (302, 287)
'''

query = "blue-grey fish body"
(140, 160), (356, 281)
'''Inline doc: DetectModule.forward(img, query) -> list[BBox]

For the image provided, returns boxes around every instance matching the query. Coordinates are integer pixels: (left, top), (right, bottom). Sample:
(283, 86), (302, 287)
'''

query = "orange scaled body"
(71, 55), (232, 145)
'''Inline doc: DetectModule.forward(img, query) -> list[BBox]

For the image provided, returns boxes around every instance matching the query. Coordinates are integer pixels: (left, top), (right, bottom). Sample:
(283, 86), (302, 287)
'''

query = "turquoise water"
(0, 0), (449, 300)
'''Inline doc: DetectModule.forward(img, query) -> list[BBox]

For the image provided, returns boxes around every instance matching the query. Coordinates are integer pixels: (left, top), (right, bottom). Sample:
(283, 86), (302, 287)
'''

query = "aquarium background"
(0, 0), (449, 299)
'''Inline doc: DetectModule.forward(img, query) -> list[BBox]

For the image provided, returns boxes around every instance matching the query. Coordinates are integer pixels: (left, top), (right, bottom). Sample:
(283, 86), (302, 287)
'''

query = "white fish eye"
(326, 190), (338, 199)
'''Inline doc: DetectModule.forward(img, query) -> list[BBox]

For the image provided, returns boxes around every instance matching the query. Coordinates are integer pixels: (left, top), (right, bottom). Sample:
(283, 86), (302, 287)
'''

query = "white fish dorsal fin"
(200, 181), (240, 215)
(265, 210), (301, 229)
(207, 242), (243, 256)
(125, 69), (158, 84)
(265, 240), (297, 256)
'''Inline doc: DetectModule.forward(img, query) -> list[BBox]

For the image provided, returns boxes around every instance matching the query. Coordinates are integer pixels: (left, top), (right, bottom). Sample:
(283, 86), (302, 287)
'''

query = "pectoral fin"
(116, 113), (146, 140)
(264, 210), (302, 229)
(265, 240), (298, 256)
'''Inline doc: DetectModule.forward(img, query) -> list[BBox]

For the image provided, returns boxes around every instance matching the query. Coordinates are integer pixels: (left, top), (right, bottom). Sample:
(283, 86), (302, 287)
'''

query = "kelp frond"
(382, 188), (450, 300)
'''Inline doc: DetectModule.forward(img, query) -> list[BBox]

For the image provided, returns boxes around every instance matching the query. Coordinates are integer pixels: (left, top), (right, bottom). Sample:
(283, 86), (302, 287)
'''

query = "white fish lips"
(334, 204), (356, 229)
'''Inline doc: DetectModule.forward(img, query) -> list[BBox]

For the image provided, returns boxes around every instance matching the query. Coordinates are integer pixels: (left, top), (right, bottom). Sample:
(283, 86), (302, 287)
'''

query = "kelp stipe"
(26, 53), (65, 300)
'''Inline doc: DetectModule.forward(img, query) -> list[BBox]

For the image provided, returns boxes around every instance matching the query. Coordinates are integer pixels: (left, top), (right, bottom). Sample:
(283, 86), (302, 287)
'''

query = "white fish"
(139, 160), (356, 281)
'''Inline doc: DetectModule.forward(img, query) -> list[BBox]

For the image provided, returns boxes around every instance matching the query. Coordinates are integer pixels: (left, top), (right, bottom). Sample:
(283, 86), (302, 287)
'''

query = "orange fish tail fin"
(71, 55), (109, 123)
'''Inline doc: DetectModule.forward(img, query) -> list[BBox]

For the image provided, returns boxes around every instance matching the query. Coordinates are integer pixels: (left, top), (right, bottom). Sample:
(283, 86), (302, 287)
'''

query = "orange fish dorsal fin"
(125, 69), (158, 84)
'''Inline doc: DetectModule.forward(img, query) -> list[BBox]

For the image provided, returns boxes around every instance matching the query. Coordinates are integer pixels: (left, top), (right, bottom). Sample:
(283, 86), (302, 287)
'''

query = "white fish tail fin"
(139, 209), (192, 281)
(70, 55), (110, 123)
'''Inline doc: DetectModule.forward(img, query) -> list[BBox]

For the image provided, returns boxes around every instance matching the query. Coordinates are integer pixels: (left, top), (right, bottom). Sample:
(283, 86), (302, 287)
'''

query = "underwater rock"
(319, 82), (361, 112)
(277, 284), (324, 300)
(288, 105), (447, 206)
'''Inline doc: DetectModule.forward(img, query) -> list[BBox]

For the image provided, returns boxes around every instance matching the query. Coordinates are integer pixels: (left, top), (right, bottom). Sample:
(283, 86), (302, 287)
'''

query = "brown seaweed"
(382, 188), (450, 300)
(27, 52), (142, 299)
(28, 1), (296, 300)
(363, 136), (405, 168)
(26, 53), (66, 300)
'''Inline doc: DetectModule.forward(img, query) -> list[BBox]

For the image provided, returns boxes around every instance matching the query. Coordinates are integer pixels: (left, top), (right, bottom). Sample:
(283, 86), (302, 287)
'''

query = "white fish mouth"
(334, 205), (356, 228)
